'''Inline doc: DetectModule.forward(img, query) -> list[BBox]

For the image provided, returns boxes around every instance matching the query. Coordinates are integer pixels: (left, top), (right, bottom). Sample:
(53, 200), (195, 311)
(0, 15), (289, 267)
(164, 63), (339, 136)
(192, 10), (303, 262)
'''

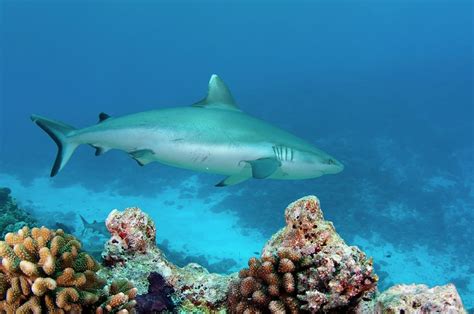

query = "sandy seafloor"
(1, 170), (473, 309)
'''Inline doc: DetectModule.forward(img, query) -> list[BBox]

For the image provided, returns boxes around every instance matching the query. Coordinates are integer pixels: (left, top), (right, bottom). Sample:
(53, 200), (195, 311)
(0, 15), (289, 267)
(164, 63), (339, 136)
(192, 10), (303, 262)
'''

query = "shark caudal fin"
(31, 114), (79, 177)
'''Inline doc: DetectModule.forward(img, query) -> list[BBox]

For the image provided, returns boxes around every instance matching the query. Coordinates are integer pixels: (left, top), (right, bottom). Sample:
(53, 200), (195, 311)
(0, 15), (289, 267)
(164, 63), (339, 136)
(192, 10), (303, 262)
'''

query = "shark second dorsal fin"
(98, 112), (111, 123)
(192, 74), (241, 111)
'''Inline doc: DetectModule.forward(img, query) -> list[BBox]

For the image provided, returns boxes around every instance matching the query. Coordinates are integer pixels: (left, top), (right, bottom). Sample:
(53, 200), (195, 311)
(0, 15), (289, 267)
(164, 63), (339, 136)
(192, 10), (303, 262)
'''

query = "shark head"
(290, 148), (344, 178)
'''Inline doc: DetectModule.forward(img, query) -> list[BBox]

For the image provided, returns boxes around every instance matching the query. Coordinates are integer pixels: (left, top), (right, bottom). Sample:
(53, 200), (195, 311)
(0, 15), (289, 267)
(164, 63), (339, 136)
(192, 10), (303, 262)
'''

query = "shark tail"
(31, 114), (79, 177)
(79, 214), (88, 225)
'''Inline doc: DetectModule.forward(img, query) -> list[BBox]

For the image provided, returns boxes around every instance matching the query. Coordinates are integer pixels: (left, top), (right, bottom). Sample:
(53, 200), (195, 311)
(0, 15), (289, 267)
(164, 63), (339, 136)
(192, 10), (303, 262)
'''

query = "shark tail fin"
(31, 114), (79, 177)
(79, 214), (88, 225)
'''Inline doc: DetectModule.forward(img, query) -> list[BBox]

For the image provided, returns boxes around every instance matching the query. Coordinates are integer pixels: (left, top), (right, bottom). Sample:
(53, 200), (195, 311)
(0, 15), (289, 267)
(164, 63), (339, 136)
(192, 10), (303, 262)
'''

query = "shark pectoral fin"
(246, 157), (281, 179)
(129, 149), (156, 166)
(215, 174), (250, 187)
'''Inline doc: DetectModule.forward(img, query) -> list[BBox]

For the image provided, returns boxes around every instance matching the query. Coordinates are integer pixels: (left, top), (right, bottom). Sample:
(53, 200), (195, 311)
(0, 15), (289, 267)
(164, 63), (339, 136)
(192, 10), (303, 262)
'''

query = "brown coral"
(227, 251), (303, 314)
(0, 226), (136, 313)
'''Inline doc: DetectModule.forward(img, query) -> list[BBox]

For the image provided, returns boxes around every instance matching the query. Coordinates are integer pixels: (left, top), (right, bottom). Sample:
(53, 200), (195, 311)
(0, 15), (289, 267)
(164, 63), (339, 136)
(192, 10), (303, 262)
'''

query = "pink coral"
(102, 207), (156, 265)
(263, 196), (378, 312)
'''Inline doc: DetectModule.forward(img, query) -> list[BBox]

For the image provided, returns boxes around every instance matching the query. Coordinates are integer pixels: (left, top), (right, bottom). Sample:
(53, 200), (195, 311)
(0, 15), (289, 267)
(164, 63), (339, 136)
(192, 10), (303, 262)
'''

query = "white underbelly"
(153, 142), (263, 175)
(76, 128), (273, 176)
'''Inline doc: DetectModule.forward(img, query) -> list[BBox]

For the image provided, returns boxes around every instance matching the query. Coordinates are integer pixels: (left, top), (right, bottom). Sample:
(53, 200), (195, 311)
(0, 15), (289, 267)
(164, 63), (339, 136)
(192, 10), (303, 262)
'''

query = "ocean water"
(1, 0), (473, 310)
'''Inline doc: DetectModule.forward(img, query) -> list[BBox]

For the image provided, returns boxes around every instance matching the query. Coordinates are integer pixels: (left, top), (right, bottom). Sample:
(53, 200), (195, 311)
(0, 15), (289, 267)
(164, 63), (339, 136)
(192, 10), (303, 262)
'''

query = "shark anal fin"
(215, 174), (250, 187)
(246, 157), (281, 179)
(91, 144), (110, 156)
(98, 112), (111, 123)
(129, 149), (155, 166)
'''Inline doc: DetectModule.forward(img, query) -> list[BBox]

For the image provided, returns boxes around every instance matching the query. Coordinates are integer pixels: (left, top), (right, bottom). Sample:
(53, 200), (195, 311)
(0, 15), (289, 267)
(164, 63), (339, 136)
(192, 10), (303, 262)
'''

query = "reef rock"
(0, 187), (36, 238)
(372, 284), (466, 314)
(100, 206), (234, 312)
(261, 196), (378, 312)
(102, 207), (156, 265)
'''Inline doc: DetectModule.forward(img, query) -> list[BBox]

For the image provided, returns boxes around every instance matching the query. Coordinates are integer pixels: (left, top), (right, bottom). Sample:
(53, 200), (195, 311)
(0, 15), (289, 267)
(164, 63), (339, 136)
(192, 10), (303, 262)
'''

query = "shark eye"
(327, 159), (335, 165)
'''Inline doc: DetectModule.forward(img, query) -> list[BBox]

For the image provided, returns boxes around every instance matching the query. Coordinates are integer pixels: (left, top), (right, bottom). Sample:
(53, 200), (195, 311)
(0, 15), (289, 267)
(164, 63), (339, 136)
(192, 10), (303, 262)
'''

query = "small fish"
(79, 215), (108, 236)
(31, 75), (343, 186)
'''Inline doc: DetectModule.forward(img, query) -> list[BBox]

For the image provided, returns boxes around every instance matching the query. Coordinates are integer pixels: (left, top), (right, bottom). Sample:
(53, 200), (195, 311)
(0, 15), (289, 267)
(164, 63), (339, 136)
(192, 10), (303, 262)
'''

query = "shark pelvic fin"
(215, 174), (250, 187)
(129, 149), (155, 166)
(192, 74), (241, 112)
(245, 157), (281, 179)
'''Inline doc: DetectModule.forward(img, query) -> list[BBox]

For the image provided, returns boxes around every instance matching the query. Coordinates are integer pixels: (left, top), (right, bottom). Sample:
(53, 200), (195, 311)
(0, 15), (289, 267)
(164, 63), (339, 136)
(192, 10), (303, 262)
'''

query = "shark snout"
(323, 157), (344, 174)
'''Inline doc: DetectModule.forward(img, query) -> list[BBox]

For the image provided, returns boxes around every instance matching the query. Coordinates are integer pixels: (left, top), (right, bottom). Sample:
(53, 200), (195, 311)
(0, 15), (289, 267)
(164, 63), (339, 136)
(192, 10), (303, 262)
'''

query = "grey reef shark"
(31, 75), (343, 186)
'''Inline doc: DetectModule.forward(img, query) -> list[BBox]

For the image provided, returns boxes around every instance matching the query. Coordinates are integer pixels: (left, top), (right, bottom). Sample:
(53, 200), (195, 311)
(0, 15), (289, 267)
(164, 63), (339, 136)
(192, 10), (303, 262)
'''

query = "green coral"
(0, 226), (136, 313)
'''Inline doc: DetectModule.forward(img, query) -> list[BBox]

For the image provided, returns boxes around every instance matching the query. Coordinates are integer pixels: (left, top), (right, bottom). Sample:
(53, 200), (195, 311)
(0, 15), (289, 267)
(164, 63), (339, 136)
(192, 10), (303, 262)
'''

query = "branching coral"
(0, 226), (136, 313)
(97, 279), (138, 314)
(227, 249), (302, 313)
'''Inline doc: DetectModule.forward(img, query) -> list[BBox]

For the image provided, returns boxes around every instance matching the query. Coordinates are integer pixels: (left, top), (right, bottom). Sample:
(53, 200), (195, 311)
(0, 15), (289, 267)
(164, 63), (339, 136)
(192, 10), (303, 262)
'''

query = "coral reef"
(100, 206), (234, 312)
(372, 284), (466, 314)
(102, 207), (156, 266)
(0, 187), (36, 238)
(260, 196), (378, 312)
(99, 197), (467, 313)
(0, 226), (136, 313)
(135, 272), (174, 313)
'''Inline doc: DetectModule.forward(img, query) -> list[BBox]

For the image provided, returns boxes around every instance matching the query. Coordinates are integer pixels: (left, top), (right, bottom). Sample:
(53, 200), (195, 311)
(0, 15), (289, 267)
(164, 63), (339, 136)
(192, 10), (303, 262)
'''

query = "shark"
(31, 75), (343, 186)
(79, 215), (108, 236)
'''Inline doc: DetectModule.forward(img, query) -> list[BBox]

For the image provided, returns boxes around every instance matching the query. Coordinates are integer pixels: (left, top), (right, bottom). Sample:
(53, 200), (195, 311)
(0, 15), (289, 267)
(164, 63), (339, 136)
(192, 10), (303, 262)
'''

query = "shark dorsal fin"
(192, 74), (240, 111)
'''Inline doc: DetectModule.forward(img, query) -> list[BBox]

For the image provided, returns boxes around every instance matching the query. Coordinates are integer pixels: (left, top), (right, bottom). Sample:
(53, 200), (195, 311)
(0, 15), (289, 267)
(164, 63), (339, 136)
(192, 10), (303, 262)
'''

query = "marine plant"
(0, 226), (136, 313)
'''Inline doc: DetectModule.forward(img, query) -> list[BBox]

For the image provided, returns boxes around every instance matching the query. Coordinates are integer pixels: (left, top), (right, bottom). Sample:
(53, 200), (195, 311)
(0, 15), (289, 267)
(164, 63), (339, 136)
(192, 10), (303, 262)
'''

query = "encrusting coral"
(373, 284), (466, 313)
(102, 207), (156, 266)
(0, 226), (137, 313)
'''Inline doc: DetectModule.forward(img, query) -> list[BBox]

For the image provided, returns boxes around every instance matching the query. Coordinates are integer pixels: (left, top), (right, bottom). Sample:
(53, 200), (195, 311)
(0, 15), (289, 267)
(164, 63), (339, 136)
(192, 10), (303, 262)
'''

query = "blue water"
(1, 0), (473, 309)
